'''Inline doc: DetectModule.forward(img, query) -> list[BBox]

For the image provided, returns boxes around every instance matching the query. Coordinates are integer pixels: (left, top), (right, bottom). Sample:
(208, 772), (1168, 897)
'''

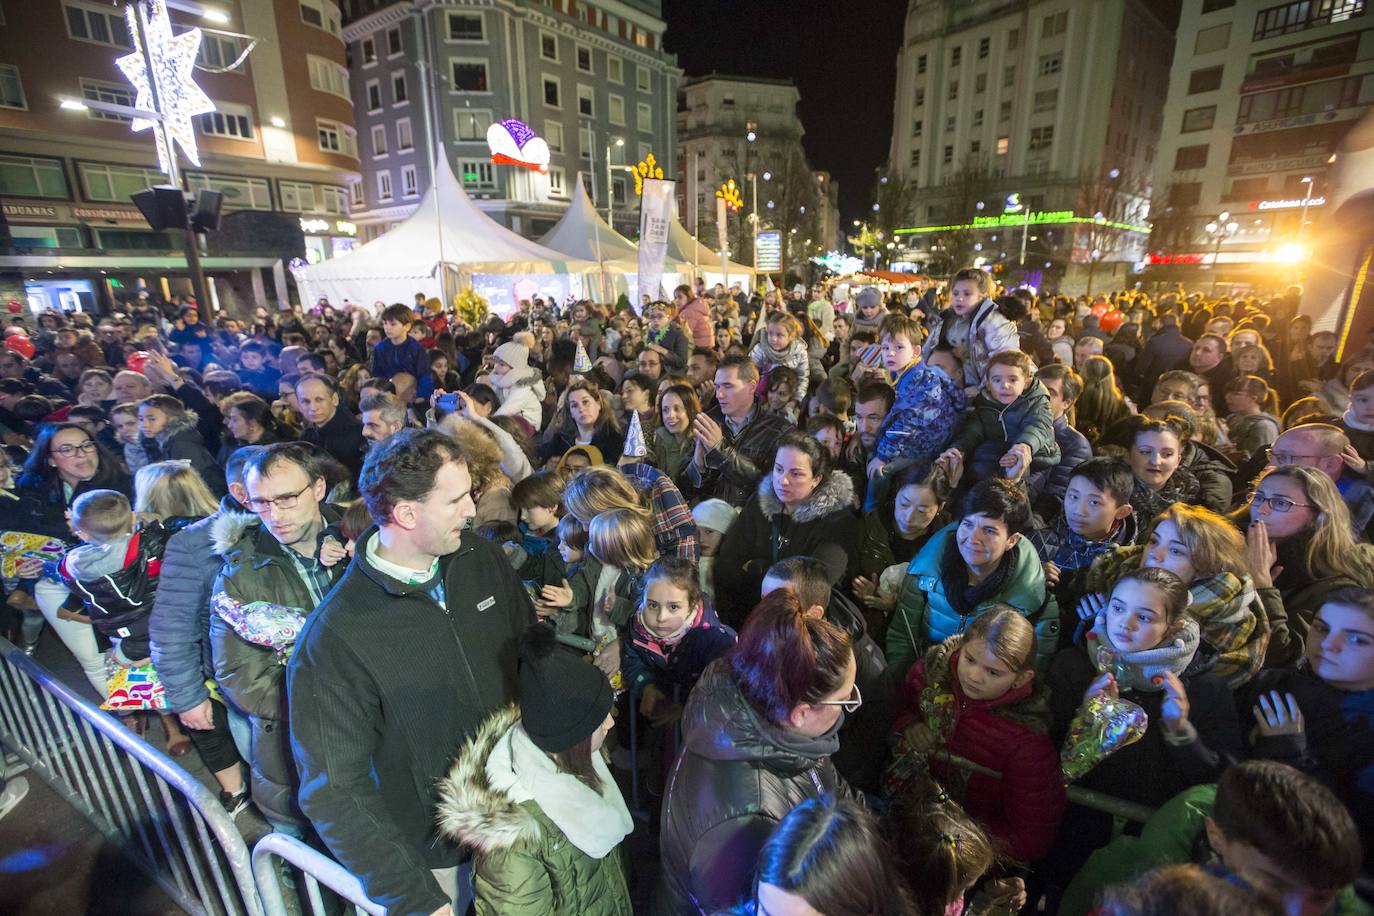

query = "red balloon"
(5, 300), (21, 314)
(126, 350), (151, 374)
(4, 334), (34, 359)
(1099, 308), (1125, 334)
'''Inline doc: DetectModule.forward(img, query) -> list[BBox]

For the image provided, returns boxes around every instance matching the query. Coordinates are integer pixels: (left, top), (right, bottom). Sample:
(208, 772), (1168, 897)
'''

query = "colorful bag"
(0, 530), (68, 579)
(102, 657), (167, 712)
(1060, 693), (1148, 783)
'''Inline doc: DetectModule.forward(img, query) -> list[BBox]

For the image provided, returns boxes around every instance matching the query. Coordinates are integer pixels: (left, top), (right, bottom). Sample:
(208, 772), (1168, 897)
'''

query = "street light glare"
(201, 8), (231, 23)
(59, 98), (89, 111)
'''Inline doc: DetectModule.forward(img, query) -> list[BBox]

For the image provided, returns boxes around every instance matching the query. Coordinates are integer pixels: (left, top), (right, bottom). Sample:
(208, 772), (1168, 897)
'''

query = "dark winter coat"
(1179, 439), (1236, 513)
(656, 658), (852, 916)
(148, 496), (242, 713)
(538, 423), (626, 465)
(15, 462), (134, 545)
(1134, 325), (1194, 398)
(827, 589), (896, 795)
(950, 382), (1061, 482)
(287, 527), (536, 916)
(687, 405), (792, 509)
(622, 605), (735, 701)
(301, 406), (368, 475)
(713, 471), (860, 630)
(893, 637), (1066, 862)
(141, 410), (226, 497)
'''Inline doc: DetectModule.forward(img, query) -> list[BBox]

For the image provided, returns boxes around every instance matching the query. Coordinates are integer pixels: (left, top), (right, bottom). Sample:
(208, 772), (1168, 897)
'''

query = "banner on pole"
(637, 177), (675, 312)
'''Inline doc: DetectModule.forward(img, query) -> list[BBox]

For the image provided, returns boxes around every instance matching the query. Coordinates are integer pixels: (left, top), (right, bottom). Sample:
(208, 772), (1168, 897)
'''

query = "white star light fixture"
(116, 0), (216, 174)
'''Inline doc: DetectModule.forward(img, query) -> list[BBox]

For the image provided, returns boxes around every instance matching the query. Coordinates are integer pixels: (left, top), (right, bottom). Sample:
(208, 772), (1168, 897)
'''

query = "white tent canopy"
(298, 153), (599, 312)
(537, 173), (639, 262)
(666, 210), (756, 288)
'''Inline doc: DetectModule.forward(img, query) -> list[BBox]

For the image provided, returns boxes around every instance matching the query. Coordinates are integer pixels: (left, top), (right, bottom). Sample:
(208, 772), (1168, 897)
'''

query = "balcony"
(1253, 0), (1366, 41)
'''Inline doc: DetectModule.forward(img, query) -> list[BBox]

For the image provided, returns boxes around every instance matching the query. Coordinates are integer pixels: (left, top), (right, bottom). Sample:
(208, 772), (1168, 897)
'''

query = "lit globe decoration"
(632, 153), (664, 195)
(115, 0), (217, 174)
(715, 179), (742, 212)
(486, 118), (551, 174)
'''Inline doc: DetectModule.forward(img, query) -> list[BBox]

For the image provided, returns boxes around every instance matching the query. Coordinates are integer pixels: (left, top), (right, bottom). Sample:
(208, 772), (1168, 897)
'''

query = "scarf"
(1187, 572), (1265, 686)
(630, 602), (705, 663)
(1087, 613), (1200, 693)
(644, 323), (672, 348)
(939, 531), (1013, 620)
(1052, 518), (1128, 572)
(1343, 407), (1374, 433)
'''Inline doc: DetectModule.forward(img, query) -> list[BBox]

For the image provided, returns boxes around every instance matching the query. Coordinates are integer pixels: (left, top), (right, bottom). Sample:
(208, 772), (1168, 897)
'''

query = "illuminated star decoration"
(116, 0), (216, 173)
(632, 153), (664, 195)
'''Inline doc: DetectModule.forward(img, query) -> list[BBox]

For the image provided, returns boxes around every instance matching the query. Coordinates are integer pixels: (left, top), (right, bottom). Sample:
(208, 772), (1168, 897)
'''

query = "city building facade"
(341, 0), (679, 244)
(1150, 0), (1371, 287)
(0, 0), (361, 314)
(676, 73), (833, 275)
(887, 0), (1171, 292)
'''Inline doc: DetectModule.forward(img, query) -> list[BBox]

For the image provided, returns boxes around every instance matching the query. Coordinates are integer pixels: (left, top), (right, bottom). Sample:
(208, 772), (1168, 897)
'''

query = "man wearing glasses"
(1266, 423), (1374, 539)
(208, 443), (344, 834)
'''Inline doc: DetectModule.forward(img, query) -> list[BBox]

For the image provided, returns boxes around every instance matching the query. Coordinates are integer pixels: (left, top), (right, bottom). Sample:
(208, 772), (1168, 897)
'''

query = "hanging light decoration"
(116, 0), (216, 173)
(715, 178), (742, 212)
(632, 152), (664, 195)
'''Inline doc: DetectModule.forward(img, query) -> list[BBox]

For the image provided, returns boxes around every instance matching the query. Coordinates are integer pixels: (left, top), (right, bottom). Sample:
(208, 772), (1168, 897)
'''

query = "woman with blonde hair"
(563, 462), (699, 561)
(1235, 464), (1374, 666)
(1083, 504), (1267, 686)
(134, 460), (220, 522)
(539, 378), (625, 466)
(436, 414), (515, 527)
(1074, 355), (1133, 445)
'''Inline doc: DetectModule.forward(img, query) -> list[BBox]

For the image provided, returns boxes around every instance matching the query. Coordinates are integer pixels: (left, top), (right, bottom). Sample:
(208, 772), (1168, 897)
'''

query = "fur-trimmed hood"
(210, 510), (259, 555)
(153, 409), (202, 446)
(755, 465), (856, 523)
(436, 705), (541, 854)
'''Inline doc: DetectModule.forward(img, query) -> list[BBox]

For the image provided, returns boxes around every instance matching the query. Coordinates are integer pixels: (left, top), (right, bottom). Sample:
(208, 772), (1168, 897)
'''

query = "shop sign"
(74, 207), (142, 220)
(2, 204), (58, 219)
(1252, 196), (1326, 211)
(755, 230), (782, 272)
(1147, 253), (1206, 265)
(334, 220), (356, 236)
(1233, 107), (1363, 136)
(971, 209), (1074, 229)
(299, 217), (330, 234)
(1228, 154), (1330, 176)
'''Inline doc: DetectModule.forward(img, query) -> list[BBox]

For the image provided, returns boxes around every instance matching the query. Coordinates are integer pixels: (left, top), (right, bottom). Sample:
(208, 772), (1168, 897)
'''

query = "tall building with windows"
(1150, 0), (1372, 286)
(888, 0), (1171, 290)
(0, 0), (361, 313)
(341, 0), (679, 243)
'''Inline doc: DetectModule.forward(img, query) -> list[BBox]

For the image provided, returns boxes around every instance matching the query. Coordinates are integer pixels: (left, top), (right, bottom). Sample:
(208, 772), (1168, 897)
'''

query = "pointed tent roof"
(665, 206), (756, 278)
(537, 173), (639, 262)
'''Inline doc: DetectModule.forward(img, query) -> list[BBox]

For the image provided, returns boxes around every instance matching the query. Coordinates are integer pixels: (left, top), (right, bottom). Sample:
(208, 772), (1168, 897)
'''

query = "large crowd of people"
(0, 271), (1371, 916)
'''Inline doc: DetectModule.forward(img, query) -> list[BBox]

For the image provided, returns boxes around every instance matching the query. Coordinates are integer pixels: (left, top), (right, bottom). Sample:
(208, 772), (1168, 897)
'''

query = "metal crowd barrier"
(0, 637), (261, 916)
(934, 750), (1156, 824)
(252, 832), (385, 916)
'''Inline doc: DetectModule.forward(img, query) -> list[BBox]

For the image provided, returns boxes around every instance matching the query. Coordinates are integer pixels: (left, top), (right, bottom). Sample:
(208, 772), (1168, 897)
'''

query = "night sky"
(662, 0), (1183, 227)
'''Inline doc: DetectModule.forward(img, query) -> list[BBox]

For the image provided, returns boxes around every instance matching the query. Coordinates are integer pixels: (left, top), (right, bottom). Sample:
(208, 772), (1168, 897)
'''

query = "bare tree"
(872, 171), (919, 265)
(932, 155), (1000, 275)
(1075, 164), (1150, 294)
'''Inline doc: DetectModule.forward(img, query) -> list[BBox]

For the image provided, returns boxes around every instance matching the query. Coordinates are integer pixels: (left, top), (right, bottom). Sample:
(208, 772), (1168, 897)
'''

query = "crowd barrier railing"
(934, 750), (1156, 825)
(251, 832), (385, 916)
(0, 637), (262, 916)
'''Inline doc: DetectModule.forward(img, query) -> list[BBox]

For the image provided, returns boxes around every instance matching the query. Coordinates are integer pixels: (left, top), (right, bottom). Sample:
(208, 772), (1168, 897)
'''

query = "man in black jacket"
(296, 372), (367, 475)
(1134, 313), (1193, 402)
(287, 429), (535, 916)
(686, 355), (790, 508)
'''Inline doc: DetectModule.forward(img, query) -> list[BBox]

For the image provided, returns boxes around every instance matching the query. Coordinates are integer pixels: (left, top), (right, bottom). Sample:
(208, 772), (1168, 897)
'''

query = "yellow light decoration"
(715, 178), (742, 212)
(633, 153), (664, 195)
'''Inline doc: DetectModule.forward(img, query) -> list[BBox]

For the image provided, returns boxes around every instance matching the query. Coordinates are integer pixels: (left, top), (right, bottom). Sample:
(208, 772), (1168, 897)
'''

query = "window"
(1189, 66), (1224, 94)
(914, 87), (925, 106)
(1039, 53), (1062, 76)
(188, 172), (272, 210)
(1169, 182), (1202, 207)
(543, 77), (560, 108)
(80, 78), (132, 121)
(455, 109), (491, 140)
(613, 176), (627, 205)
(458, 158), (495, 189)
(198, 102), (254, 140)
(386, 27), (402, 56)
(545, 120), (564, 152)
(910, 149), (920, 168)
(972, 109), (983, 127)
(1042, 10), (1068, 37)
(392, 71), (408, 104)
(952, 47), (962, 66)
(1228, 176), (1270, 199)
(319, 186), (347, 215)
(917, 54), (927, 75)
(1003, 65), (1015, 87)
(978, 37), (990, 59)
(401, 164), (418, 198)
(970, 140), (981, 155)
(1254, 0), (1363, 40)
(0, 154), (69, 199)
(451, 60), (489, 92)
(637, 66), (651, 92)
(1202, 0), (1235, 10)
(360, 37), (377, 66)
(199, 34), (243, 71)
(1029, 125), (1054, 151)
(549, 167), (567, 197)
(1174, 145), (1209, 169)
(608, 58), (623, 84)
(0, 64), (23, 110)
(946, 115), (956, 132)
(396, 118), (413, 151)
(975, 73), (987, 93)
(371, 124), (388, 157)
(1182, 105), (1216, 132)
(1033, 88), (1058, 111)
(996, 136), (1010, 155)
(64, 2), (132, 50)
(540, 32), (558, 62)
(349, 181), (364, 208)
(579, 125), (593, 160)
(308, 55), (350, 99)
(948, 81), (958, 100)
(577, 46), (592, 73)
(1000, 100), (1012, 121)
(376, 172), (392, 201)
(300, 0), (341, 36)
(609, 94), (625, 125)
(1007, 28), (1020, 50)
(317, 119), (357, 157)
(79, 162), (164, 202)
(912, 119), (923, 136)
(1194, 22), (1231, 54)
(448, 13), (482, 40)
(366, 79), (382, 112)
(578, 84), (594, 117)
(943, 145), (954, 164)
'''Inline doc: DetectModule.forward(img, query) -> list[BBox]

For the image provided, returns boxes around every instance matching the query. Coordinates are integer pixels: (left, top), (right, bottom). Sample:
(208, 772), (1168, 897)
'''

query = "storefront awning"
(0, 254), (279, 270)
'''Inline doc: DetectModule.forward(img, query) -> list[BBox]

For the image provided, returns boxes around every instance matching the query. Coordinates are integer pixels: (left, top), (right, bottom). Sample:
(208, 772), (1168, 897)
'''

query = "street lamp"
(1298, 176), (1315, 242)
(605, 136), (624, 227)
(1205, 210), (1240, 295)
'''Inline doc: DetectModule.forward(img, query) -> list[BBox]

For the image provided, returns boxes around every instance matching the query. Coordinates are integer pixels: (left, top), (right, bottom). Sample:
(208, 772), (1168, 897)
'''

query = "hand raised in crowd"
(935, 447), (965, 488)
(1253, 690), (1304, 738)
(142, 349), (181, 389)
(1339, 443), (1368, 478)
(852, 575), (896, 612)
(999, 443), (1032, 480)
(692, 412), (724, 451)
(866, 457), (887, 481)
(1245, 521), (1282, 590)
(1076, 591), (1107, 622)
(1042, 561), (1061, 588)
(1158, 671), (1192, 734)
(538, 579), (574, 609)
(1083, 671), (1119, 704)
(319, 537), (349, 568)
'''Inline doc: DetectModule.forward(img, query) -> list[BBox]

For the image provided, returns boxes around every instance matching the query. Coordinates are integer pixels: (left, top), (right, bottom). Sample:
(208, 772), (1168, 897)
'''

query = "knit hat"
(855, 286), (882, 310)
(492, 341), (530, 372)
(692, 498), (738, 535)
(519, 623), (614, 753)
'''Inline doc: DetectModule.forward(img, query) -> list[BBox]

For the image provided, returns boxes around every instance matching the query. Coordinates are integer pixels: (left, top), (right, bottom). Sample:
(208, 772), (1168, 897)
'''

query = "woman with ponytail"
(658, 589), (856, 915)
(1223, 375), (1281, 461)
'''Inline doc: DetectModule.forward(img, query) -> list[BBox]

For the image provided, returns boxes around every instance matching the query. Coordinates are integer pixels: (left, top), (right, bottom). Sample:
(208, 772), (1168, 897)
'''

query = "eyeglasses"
(1271, 452), (1324, 465)
(245, 483), (312, 514)
(51, 440), (97, 458)
(1252, 493), (1313, 514)
(814, 683), (862, 713)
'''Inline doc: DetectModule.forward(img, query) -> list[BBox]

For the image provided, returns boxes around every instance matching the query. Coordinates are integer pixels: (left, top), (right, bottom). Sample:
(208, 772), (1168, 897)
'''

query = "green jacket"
(886, 525), (1056, 680)
(437, 707), (632, 916)
(1060, 784), (1372, 916)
